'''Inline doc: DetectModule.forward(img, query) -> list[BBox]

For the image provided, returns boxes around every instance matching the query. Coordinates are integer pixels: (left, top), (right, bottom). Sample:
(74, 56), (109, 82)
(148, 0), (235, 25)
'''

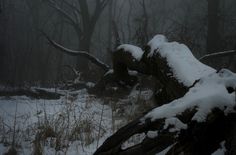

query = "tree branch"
(199, 49), (236, 61)
(46, 0), (77, 26)
(42, 31), (110, 72)
(0, 87), (62, 99)
(61, 0), (81, 15)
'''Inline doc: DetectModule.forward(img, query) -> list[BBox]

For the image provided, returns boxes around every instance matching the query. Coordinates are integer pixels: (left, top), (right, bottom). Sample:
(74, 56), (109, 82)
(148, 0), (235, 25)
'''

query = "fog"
(0, 0), (235, 86)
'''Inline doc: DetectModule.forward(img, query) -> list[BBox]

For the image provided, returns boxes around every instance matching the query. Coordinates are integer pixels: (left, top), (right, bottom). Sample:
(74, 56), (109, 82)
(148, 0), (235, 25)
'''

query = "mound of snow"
(142, 69), (236, 123)
(117, 44), (144, 61)
(147, 34), (168, 57)
(148, 35), (216, 86)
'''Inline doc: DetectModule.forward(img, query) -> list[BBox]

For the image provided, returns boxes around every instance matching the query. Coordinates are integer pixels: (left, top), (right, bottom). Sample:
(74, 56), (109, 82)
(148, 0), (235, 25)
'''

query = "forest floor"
(0, 87), (153, 155)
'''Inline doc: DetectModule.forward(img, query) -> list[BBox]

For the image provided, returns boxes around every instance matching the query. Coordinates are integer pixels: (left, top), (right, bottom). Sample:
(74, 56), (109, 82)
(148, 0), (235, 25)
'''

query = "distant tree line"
(0, 0), (235, 86)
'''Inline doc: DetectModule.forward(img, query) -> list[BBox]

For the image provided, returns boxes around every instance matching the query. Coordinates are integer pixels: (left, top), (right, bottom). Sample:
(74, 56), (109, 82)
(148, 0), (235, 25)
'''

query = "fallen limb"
(0, 87), (62, 99)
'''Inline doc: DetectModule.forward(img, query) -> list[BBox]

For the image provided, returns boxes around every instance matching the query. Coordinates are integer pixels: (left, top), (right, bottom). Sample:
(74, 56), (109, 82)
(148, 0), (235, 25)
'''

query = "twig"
(96, 102), (105, 149)
(199, 50), (236, 61)
(12, 102), (18, 147)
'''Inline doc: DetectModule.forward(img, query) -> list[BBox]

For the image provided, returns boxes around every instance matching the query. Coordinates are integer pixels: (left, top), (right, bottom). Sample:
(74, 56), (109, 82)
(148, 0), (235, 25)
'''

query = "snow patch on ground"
(148, 34), (216, 86)
(117, 44), (144, 61)
(146, 131), (158, 139)
(0, 86), (154, 155)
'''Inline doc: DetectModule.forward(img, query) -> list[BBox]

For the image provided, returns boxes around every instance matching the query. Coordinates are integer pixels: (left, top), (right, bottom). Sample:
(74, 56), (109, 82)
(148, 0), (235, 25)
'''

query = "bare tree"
(45, 0), (109, 71)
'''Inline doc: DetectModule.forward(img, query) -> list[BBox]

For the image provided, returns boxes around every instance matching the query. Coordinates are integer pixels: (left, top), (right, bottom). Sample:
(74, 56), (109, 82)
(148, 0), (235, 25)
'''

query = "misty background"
(0, 0), (236, 86)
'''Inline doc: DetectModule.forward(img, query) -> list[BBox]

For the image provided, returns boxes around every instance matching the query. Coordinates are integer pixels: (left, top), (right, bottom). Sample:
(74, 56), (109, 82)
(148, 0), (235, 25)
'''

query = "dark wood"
(0, 88), (62, 99)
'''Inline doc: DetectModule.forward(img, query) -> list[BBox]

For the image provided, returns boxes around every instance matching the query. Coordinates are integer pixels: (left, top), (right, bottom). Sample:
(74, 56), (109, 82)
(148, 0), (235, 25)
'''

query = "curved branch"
(46, 0), (77, 25)
(61, 0), (81, 15)
(42, 32), (110, 72)
(199, 50), (236, 61)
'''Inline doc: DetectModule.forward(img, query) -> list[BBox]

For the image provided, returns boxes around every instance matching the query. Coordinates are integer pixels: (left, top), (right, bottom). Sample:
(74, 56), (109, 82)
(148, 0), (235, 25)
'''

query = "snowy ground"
(1, 34), (233, 155)
(0, 89), (113, 155)
(0, 88), (152, 155)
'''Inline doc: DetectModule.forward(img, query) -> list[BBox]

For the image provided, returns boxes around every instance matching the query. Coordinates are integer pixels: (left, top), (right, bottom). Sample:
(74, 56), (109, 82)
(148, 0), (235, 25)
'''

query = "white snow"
(164, 117), (187, 132)
(146, 131), (158, 139)
(142, 69), (236, 123)
(0, 89), (113, 155)
(104, 69), (138, 76)
(147, 34), (168, 57)
(86, 82), (95, 88)
(117, 44), (144, 61)
(121, 133), (146, 150)
(147, 35), (216, 86)
(0, 86), (154, 155)
(211, 141), (226, 155)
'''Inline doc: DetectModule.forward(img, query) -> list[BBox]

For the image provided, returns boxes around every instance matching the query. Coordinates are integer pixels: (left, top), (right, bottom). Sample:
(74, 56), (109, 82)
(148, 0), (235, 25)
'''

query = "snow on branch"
(117, 44), (144, 61)
(42, 32), (110, 72)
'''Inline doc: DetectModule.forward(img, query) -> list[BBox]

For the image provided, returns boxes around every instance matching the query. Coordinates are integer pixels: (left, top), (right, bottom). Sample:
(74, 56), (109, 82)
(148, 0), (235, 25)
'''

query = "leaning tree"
(92, 35), (236, 155)
(42, 31), (236, 154)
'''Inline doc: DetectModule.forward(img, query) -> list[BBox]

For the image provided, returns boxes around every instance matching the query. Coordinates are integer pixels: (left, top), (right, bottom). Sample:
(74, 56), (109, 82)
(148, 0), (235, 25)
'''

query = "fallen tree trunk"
(94, 35), (214, 102)
(94, 35), (236, 155)
(39, 32), (236, 154)
(94, 108), (236, 155)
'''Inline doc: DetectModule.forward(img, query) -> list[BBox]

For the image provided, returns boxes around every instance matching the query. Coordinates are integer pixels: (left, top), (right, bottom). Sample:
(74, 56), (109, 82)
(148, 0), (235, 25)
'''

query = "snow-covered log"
(94, 35), (236, 155)
(96, 35), (215, 101)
